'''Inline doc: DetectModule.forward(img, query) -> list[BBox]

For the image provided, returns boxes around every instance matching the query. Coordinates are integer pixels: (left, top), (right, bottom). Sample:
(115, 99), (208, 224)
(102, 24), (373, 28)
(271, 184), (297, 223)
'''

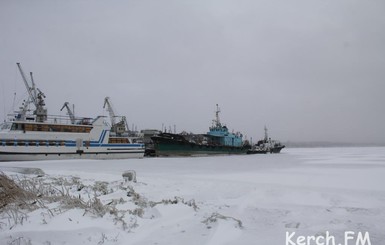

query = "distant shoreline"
(283, 141), (385, 148)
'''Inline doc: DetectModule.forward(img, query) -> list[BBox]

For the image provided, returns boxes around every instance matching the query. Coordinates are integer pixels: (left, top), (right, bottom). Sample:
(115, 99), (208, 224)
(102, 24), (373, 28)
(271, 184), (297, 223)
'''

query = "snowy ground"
(1, 147), (384, 245)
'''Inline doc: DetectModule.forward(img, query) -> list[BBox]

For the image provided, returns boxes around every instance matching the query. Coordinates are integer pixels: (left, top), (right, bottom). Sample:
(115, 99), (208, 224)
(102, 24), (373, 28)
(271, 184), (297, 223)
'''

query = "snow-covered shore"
(1, 147), (384, 245)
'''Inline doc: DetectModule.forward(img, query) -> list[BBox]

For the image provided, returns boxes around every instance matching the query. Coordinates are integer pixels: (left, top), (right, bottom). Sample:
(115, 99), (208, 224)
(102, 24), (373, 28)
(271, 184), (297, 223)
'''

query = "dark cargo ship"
(151, 105), (250, 156)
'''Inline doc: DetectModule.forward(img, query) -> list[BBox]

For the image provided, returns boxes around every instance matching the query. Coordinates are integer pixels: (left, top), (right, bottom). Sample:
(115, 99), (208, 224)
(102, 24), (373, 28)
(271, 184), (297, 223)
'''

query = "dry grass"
(0, 172), (36, 210)
(0, 171), (201, 236)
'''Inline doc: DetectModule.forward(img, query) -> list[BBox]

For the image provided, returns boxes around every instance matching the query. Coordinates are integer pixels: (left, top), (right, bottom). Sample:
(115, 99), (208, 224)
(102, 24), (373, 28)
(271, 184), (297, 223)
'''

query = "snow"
(1, 147), (385, 245)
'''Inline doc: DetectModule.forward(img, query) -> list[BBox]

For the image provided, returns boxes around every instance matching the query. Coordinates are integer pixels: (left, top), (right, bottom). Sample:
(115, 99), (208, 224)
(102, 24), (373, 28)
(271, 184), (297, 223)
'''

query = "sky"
(0, 0), (384, 144)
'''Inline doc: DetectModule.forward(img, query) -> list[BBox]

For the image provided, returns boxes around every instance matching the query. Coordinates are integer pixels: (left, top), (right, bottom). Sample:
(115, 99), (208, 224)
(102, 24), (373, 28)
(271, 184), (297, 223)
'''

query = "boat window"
(19, 123), (92, 133)
(10, 123), (25, 131)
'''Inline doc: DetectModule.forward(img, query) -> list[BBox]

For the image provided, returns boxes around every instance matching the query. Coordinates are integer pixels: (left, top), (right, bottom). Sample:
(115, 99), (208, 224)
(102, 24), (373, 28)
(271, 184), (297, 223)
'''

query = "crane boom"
(103, 97), (128, 136)
(103, 97), (116, 126)
(16, 63), (36, 106)
(60, 102), (76, 124)
(16, 63), (47, 122)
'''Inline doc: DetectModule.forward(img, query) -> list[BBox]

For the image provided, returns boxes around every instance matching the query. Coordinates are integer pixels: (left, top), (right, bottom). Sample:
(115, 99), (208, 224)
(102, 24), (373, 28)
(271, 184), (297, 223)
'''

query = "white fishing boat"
(0, 63), (144, 161)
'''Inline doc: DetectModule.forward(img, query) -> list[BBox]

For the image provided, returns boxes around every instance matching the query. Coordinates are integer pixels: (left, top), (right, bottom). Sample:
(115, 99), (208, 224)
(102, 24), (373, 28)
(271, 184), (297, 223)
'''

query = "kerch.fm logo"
(285, 231), (371, 245)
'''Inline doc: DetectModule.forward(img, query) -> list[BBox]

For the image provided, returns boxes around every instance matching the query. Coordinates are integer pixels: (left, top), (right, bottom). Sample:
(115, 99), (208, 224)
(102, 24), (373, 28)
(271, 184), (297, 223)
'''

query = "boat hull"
(0, 144), (144, 161)
(152, 136), (248, 156)
(246, 149), (268, 154)
(269, 145), (285, 153)
(0, 151), (144, 161)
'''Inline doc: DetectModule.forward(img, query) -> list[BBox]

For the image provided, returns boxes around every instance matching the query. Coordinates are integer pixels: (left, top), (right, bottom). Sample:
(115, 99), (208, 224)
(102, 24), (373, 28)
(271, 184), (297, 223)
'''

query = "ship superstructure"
(206, 104), (243, 147)
(151, 104), (249, 156)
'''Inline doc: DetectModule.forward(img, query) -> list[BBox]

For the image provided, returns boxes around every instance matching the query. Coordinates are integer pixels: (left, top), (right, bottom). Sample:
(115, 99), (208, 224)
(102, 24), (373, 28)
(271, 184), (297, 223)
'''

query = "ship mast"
(264, 126), (268, 141)
(213, 104), (221, 127)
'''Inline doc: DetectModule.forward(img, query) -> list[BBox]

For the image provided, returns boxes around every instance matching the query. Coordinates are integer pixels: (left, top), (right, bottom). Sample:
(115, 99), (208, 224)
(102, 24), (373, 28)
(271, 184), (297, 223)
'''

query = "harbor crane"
(16, 63), (47, 122)
(103, 97), (128, 135)
(60, 102), (76, 124)
(103, 97), (117, 127)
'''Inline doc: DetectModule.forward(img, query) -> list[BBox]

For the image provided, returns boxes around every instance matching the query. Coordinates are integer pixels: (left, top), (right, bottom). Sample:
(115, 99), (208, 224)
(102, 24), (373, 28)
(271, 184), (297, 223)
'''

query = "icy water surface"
(1, 147), (384, 245)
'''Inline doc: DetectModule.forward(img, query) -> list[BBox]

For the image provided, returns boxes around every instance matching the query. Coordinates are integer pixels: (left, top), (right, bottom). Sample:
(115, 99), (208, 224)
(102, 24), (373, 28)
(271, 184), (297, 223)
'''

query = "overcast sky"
(1, 0), (384, 144)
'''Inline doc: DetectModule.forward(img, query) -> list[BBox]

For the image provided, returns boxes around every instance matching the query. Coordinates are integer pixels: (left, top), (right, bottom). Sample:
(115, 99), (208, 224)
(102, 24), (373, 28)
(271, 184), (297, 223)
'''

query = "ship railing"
(7, 113), (93, 126)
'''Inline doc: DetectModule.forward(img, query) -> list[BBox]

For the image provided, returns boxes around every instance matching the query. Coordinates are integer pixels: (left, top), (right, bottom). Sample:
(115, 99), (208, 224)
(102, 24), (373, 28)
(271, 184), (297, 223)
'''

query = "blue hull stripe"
(98, 130), (108, 144)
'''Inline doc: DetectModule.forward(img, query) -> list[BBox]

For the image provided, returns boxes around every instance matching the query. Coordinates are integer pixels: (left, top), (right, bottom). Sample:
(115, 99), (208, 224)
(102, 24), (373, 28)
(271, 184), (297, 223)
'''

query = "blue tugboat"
(151, 105), (250, 156)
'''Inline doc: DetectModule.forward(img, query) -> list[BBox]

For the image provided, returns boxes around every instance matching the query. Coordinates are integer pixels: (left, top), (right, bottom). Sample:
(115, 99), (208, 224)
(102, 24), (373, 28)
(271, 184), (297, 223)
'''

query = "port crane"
(16, 63), (47, 122)
(103, 97), (128, 136)
(103, 97), (116, 126)
(60, 102), (76, 124)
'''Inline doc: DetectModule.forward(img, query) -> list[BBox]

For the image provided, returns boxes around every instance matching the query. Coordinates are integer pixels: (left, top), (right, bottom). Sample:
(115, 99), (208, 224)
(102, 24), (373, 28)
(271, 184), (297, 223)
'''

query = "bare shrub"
(1, 172), (201, 236)
(93, 181), (110, 195)
(202, 212), (243, 229)
(6, 236), (32, 245)
(0, 172), (36, 210)
(127, 185), (147, 208)
(149, 196), (199, 211)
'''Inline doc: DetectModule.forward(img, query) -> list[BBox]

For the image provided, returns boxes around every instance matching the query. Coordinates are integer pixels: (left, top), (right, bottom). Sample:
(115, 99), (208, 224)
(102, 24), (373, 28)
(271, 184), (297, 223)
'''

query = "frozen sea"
(1, 147), (384, 245)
